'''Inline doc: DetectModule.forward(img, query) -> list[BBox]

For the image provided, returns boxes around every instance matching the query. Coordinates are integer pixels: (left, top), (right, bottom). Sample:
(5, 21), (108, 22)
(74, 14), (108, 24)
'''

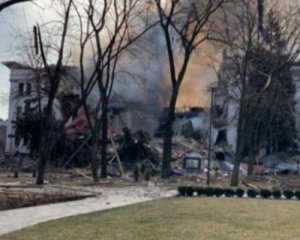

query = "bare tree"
(154, 0), (227, 178)
(214, 0), (300, 185)
(0, 0), (31, 12)
(72, 0), (154, 180)
(35, 0), (73, 185)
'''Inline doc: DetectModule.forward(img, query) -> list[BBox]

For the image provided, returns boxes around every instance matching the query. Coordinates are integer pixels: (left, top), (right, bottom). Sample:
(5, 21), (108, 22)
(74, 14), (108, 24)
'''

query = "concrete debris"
(259, 153), (300, 174)
(219, 161), (247, 174)
(7, 101), (300, 180)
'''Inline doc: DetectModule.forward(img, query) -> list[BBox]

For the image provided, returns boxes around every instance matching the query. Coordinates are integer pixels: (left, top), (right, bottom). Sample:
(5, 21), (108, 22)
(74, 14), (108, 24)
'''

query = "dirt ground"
(1, 168), (300, 211)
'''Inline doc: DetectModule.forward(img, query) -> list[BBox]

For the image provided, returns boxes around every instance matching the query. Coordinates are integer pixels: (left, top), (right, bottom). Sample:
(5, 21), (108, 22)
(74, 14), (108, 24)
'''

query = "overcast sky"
(0, 1), (215, 121)
(0, 2), (56, 120)
(0, 3), (31, 119)
(0, 0), (298, 120)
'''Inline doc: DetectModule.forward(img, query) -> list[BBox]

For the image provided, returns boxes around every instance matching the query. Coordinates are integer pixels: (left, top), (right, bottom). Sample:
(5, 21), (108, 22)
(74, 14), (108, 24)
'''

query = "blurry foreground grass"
(1, 197), (300, 240)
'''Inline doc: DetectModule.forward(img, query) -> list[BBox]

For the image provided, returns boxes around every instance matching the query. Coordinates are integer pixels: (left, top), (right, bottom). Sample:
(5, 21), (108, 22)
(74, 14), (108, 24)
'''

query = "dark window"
(215, 129), (228, 146)
(26, 83), (31, 95)
(18, 83), (24, 96)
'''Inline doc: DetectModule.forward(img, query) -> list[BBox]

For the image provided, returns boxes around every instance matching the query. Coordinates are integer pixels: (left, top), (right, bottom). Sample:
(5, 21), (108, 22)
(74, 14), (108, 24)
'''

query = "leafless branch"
(0, 0), (31, 12)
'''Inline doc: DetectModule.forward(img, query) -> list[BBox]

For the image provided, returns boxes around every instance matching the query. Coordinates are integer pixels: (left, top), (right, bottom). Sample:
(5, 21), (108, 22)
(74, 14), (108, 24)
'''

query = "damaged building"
(211, 50), (300, 174)
(213, 51), (300, 153)
(3, 61), (79, 155)
(1, 58), (234, 165)
(2, 60), (167, 156)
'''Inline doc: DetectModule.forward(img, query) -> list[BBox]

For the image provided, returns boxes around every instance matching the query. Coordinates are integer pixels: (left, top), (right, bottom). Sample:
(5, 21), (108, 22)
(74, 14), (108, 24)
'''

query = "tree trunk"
(162, 87), (178, 178)
(247, 150), (255, 176)
(90, 140), (99, 182)
(36, 136), (49, 185)
(162, 120), (173, 178)
(231, 107), (246, 186)
(101, 98), (108, 179)
(247, 129), (256, 176)
(231, 147), (242, 186)
(35, 83), (57, 185)
(36, 112), (52, 185)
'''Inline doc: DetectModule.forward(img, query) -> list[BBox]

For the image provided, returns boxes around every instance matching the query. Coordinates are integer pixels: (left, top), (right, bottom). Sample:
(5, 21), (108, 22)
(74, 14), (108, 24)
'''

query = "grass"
(1, 197), (300, 240)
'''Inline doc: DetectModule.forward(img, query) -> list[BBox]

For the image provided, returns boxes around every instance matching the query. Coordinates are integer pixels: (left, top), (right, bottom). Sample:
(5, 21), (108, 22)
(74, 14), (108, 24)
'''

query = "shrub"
(178, 186), (187, 196)
(224, 188), (235, 197)
(272, 189), (282, 199)
(283, 190), (294, 200)
(295, 191), (300, 200)
(185, 187), (195, 197)
(236, 188), (245, 198)
(260, 189), (272, 199)
(247, 189), (258, 198)
(214, 188), (224, 197)
(196, 187), (204, 197)
(204, 187), (214, 197)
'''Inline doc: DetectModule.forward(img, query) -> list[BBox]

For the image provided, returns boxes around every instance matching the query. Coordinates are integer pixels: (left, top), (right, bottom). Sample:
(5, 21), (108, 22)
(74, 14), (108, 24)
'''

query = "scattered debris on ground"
(3, 118), (300, 211)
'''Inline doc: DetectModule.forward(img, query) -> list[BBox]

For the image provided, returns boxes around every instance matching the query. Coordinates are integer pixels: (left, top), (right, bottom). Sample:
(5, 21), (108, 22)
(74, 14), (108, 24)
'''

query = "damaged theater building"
(4, 48), (300, 176)
(2, 23), (217, 170)
(3, 61), (160, 155)
(2, 52), (217, 175)
(3, 61), (208, 142)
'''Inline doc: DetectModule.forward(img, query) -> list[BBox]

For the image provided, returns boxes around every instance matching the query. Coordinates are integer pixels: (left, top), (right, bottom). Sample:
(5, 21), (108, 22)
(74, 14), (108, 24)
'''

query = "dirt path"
(0, 186), (177, 236)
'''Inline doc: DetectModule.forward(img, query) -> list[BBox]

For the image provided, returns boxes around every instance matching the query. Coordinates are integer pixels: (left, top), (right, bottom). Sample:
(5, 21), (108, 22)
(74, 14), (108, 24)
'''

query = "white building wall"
(226, 100), (238, 150)
(3, 62), (77, 154)
(5, 65), (35, 154)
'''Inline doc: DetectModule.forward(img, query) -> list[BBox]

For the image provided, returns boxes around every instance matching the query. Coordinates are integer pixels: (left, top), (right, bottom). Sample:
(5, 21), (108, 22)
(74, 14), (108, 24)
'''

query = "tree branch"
(0, 0), (32, 12)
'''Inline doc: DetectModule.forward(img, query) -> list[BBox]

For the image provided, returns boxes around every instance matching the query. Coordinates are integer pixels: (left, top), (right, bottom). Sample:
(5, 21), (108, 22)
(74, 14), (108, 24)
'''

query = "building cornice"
(2, 61), (31, 70)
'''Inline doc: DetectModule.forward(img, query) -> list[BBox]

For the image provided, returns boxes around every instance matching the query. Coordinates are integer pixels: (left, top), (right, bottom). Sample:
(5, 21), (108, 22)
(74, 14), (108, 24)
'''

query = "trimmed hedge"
(178, 186), (195, 196)
(185, 187), (195, 197)
(196, 187), (204, 196)
(247, 189), (259, 198)
(214, 188), (224, 197)
(272, 189), (282, 199)
(283, 190), (294, 200)
(177, 186), (300, 200)
(295, 191), (300, 200)
(236, 188), (245, 198)
(178, 186), (186, 196)
(204, 187), (214, 197)
(224, 188), (235, 197)
(260, 189), (272, 199)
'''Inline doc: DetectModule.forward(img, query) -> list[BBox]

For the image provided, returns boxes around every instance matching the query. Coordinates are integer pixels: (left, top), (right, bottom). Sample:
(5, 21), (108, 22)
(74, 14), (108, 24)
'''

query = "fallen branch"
(73, 169), (93, 181)
(242, 180), (259, 189)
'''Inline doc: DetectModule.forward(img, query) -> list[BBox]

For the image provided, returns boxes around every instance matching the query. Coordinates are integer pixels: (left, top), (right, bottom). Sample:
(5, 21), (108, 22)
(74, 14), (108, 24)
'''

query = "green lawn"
(1, 197), (300, 240)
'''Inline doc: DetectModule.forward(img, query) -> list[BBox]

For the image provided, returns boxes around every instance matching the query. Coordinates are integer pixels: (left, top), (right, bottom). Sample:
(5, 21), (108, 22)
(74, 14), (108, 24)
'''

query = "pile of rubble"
(108, 129), (238, 179)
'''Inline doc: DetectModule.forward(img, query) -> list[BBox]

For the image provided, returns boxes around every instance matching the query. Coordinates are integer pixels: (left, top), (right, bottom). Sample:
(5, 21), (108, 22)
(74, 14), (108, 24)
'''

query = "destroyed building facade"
(2, 60), (165, 155)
